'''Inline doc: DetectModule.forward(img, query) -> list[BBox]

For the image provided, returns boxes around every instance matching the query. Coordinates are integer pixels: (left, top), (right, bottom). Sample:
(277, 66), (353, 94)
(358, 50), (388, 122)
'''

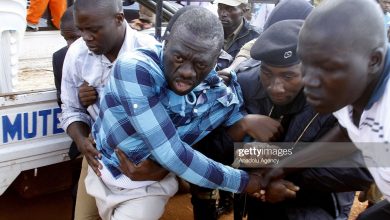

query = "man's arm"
(217, 39), (255, 83)
(67, 122), (102, 175)
(60, 43), (93, 130)
(60, 43), (101, 173)
(283, 124), (354, 166)
(265, 124), (357, 182)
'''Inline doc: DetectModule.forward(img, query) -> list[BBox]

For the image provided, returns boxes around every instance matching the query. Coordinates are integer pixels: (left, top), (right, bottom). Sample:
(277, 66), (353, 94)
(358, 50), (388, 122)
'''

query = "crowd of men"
(53, 0), (390, 219)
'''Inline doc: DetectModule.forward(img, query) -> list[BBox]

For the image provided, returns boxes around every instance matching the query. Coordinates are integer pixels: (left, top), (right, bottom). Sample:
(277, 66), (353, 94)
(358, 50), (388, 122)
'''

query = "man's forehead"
(172, 32), (218, 50)
(75, 10), (110, 25)
(169, 42), (217, 58)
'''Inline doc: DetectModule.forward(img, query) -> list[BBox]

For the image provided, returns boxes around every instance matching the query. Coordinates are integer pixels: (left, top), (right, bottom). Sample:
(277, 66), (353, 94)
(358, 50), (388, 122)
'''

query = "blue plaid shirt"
(92, 44), (249, 193)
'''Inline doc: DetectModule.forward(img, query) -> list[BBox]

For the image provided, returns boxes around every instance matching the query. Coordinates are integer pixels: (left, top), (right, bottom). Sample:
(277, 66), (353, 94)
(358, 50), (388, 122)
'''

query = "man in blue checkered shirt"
(85, 7), (297, 220)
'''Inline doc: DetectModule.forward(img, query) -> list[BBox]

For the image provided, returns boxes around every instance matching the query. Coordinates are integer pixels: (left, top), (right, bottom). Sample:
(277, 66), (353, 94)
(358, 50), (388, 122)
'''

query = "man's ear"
(115, 12), (124, 25)
(368, 47), (385, 75)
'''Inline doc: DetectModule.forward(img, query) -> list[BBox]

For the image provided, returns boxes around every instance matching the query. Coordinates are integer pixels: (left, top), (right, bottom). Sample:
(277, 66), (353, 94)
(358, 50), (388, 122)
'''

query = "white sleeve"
(59, 41), (92, 132)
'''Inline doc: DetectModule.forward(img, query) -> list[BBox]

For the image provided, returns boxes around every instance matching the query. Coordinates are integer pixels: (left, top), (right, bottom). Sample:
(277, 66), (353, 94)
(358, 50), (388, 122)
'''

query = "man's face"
(379, 0), (390, 13)
(298, 34), (370, 114)
(61, 23), (81, 47)
(217, 3), (244, 30)
(260, 63), (303, 106)
(74, 8), (121, 55)
(163, 30), (219, 96)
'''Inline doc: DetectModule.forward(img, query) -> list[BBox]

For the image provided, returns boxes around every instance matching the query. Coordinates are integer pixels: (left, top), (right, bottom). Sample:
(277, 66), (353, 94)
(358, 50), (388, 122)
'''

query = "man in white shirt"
(60, 0), (156, 219)
(265, 0), (390, 219)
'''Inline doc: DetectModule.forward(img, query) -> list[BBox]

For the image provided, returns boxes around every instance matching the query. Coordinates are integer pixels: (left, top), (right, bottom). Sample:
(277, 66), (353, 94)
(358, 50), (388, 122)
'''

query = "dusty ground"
(161, 192), (368, 220)
(0, 185), (370, 220)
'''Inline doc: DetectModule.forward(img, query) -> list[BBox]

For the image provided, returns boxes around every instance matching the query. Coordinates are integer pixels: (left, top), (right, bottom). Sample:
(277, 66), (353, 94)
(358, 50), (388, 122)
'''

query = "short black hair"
(302, 0), (387, 52)
(162, 5), (198, 41)
(60, 5), (75, 29)
(169, 7), (224, 52)
(74, 0), (123, 15)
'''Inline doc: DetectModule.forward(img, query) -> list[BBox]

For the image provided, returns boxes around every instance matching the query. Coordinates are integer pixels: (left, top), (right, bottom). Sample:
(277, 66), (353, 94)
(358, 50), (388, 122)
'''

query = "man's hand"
(115, 148), (169, 181)
(264, 179), (299, 203)
(244, 115), (283, 141)
(79, 81), (97, 107)
(249, 168), (284, 189)
(217, 68), (233, 84)
(228, 114), (283, 142)
(76, 134), (102, 176)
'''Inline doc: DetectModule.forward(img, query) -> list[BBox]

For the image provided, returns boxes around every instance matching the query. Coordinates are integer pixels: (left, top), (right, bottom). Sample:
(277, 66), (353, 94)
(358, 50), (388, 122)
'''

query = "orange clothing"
(27, 0), (67, 29)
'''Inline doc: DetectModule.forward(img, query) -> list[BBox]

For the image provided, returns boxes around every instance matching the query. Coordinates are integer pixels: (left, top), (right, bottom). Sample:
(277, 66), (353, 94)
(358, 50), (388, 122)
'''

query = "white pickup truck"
(0, 0), (72, 196)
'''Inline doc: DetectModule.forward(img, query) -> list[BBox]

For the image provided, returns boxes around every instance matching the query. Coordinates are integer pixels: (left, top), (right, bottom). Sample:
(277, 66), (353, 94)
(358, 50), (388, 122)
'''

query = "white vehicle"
(0, 89), (72, 195)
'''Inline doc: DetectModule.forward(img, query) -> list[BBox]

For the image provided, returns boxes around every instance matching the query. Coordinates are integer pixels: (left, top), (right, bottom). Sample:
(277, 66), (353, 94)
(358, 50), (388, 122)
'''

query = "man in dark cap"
(191, 0), (315, 217)
(265, 0), (390, 219)
(227, 19), (371, 219)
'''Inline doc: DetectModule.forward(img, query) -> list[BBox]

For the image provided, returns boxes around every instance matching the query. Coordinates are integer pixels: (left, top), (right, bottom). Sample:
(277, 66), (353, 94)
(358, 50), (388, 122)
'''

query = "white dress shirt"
(333, 79), (390, 202)
(60, 22), (158, 131)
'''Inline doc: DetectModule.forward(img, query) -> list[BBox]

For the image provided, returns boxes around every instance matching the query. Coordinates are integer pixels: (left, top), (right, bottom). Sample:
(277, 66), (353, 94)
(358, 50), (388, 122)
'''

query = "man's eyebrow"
(280, 70), (299, 75)
(170, 48), (185, 56)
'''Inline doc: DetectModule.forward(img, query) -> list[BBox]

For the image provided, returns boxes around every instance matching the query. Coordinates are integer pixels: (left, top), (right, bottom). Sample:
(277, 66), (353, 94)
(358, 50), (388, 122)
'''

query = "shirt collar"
(365, 46), (390, 109)
(231, 19), (244, 38)
(271, 89), (307, 117)
(224, 19), (244, 50)
(118, 21), (133, 58)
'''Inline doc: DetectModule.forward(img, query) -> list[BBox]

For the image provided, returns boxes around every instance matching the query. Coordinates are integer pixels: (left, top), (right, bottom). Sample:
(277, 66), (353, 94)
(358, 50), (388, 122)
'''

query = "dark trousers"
(357, 200), (390, 220)
(190, 184), (218, 220)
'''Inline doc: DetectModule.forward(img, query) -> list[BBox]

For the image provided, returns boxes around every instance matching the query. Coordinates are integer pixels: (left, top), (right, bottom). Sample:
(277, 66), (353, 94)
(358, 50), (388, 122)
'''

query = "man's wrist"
(245, 173), (262, 194)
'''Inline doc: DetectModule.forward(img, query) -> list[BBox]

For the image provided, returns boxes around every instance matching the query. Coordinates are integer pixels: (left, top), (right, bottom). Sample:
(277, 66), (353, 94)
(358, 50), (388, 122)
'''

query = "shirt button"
(203, 90), (207, 94)
(193, 109), (198, 113)
(133, 104), (138, 109)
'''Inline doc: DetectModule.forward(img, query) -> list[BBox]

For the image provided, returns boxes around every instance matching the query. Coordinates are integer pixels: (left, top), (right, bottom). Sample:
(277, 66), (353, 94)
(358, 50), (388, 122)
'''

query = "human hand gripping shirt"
(92, 44), (250, 193)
